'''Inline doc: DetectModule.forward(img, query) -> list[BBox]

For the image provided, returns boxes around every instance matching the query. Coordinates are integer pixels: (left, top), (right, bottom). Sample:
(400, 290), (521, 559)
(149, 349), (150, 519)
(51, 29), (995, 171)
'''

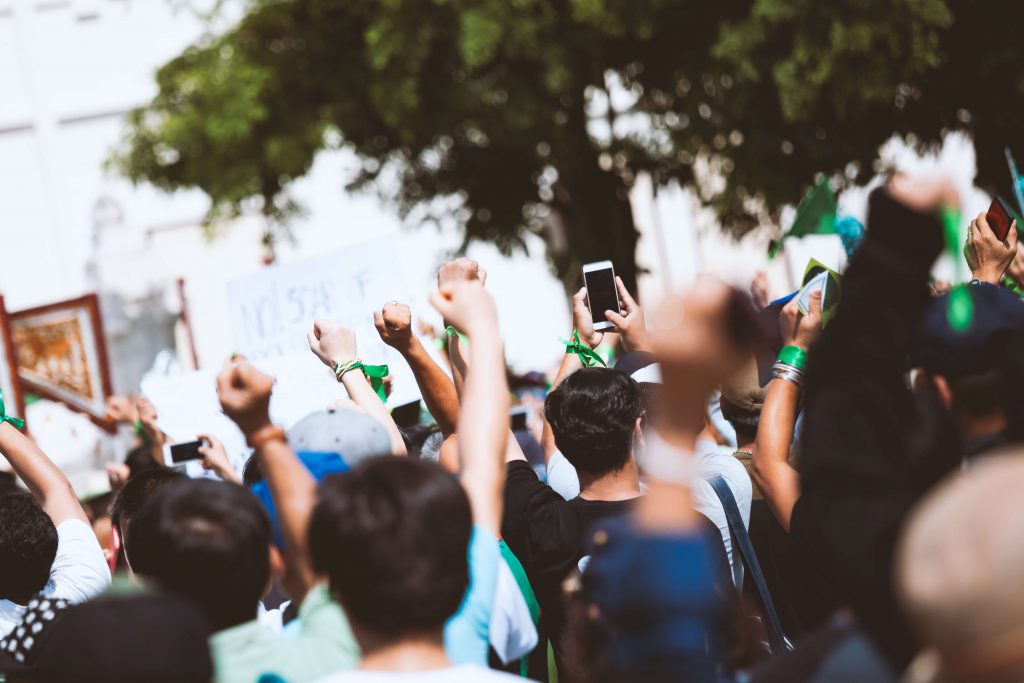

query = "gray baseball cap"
(287, 408), (392, 467)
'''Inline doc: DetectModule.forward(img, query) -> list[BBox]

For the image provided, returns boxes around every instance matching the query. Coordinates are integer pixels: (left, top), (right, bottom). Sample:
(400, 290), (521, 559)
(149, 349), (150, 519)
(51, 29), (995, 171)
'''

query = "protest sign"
(226, 238), (419, 406)
(0, 296), (24, 423)
(9, 294), (113, 429)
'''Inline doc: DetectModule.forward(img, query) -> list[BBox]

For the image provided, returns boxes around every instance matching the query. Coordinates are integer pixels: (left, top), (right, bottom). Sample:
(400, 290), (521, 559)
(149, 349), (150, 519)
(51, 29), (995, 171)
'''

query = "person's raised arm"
(430, 281), (508, 536)
(540, 286), (597, 461)
(751, 290), (821, 531)
(308, 319), (407, 456)
(0, 423), (87, 526)
(217, 359), (317, 601)
(374, 301), (460, 437)
(437, 258), (487, 398)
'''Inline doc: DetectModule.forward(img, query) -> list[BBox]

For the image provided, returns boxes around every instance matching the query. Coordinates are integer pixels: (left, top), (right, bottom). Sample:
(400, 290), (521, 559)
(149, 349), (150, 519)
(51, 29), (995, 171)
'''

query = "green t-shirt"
(209, 583), (359, 683)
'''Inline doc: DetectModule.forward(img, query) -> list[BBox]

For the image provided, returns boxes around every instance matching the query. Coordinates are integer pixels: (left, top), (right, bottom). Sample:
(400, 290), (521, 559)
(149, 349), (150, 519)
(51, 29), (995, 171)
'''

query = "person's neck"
(357, 627), (451, 672)
(578, 458), (643, 501)
(735, 437), (756, 454)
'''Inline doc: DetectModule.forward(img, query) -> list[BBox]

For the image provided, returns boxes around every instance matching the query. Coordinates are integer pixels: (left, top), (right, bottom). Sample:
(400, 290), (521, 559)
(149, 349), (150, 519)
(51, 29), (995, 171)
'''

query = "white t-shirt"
(690, 440), (753, 573)
(0, 518), (111, 638)
(317, 665), (531, 682)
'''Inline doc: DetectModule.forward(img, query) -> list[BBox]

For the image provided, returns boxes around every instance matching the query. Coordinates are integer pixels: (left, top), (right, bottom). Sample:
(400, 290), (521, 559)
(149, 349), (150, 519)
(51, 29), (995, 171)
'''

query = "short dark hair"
(128, 479), (271, 631)
(0, 491), (58, 601)
(124, 445), (161, 479)
(720, 397), (759, 443)
(111, 467), (184, 539)
(544, 368), (643, 476)
(241, 452), (265, 488)
(309, 457), (472, 638)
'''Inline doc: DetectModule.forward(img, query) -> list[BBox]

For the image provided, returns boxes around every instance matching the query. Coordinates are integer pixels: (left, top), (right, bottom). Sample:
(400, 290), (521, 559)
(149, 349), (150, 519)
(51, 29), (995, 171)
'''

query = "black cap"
(912, 282), (1024, 377)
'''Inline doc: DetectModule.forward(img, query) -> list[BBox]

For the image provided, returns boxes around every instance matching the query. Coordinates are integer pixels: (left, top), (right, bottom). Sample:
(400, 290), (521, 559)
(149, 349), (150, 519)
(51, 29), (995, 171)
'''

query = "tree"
(110, 0), (1014, 294)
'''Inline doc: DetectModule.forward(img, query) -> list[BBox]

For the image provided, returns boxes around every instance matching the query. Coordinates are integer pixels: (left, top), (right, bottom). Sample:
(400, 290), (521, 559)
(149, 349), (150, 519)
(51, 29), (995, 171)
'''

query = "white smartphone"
(162, 439), (206, 468)
(582, 260), (620, 332)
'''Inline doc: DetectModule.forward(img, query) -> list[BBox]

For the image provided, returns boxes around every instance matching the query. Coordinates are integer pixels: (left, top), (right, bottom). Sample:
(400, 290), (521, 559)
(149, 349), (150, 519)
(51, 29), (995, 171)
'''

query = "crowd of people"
(2, 174), (1024, 682)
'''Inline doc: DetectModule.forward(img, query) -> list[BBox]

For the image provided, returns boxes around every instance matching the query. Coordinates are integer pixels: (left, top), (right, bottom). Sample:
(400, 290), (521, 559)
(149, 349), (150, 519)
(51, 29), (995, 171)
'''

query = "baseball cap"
(720, 358), (766, 413)
(286, 408), (392, 468)
(911, 282), (1024, 378)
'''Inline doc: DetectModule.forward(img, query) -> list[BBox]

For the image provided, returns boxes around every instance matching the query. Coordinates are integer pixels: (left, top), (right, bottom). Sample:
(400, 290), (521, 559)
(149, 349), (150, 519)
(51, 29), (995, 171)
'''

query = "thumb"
(373, 310), (387, 335)
(605, 310), (628, 329)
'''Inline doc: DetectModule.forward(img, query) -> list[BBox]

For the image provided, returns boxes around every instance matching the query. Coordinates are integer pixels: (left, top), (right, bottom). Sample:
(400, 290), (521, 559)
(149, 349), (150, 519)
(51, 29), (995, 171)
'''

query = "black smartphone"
(582, 260), (620, 331)
(986, 196), (1015, 242)
(163, 439), (207, 467)
(510, 406), (529, 432)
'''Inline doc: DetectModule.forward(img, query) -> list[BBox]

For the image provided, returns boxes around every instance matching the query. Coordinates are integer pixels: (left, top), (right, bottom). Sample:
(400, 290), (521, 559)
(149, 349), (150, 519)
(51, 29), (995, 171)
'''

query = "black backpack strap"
(707, 474), (792, 653)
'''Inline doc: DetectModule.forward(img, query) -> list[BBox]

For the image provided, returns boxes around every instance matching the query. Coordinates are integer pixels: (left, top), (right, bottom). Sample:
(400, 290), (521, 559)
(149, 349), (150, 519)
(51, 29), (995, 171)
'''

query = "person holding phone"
(966, 208), (1018, 285)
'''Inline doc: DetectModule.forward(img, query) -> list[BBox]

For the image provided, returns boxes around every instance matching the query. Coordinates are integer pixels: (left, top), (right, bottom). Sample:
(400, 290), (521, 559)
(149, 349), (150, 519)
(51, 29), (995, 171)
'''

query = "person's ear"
(930, 374), (955, 412)
(269, 546), (285, 582)
(634, 417), (645, 449)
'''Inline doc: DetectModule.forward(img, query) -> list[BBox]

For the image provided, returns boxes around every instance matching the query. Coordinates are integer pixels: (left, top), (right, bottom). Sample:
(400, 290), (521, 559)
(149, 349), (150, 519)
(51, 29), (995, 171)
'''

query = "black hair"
(401, 424), (441, 459)
(124, 445), (161, 479)
(309, 457), (472, 639)
(0, 491), (58, 601)
(111, 467), (184, 538)
(544, 367), (643, 476)
(242, 452), (264, 488)
(720, 397), (760, 444)
(128, 479), (271, 631)
(948, 369), (1003, 418)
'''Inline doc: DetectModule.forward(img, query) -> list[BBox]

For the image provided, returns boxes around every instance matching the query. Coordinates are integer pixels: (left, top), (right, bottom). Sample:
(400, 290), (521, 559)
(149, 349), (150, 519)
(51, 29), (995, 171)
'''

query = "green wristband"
(777, 345), (807, 371)
(444, 326), (469, 344)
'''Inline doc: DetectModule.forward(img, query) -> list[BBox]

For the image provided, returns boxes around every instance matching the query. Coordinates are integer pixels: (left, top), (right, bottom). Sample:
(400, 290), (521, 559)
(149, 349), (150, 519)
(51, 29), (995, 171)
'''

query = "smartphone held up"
(582, 261), (621, 332)
(986, 196), (1016, 242)
(162, 439), (208, 468)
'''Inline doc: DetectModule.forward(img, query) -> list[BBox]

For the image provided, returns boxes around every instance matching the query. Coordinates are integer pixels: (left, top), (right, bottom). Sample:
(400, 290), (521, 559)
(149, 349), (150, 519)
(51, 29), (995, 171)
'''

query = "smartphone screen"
(987, 196), (1014, 242)
(583, 264), (619, 325)
(168, 440), (204, 464)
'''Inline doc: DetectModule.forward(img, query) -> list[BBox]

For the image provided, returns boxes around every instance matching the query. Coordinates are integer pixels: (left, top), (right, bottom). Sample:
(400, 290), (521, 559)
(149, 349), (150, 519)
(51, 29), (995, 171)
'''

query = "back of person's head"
(914, 283), (1024, 421)
(124, 445), (161, 479)
(30, 591), (214, 683)
(128, 478), (271, 631)
(309, 457), (472, 641)
(545, 367), (643, 476)
(897, 451), (1024, 682)
(0, 491), (58, 602)
(111, 467), (184, 541)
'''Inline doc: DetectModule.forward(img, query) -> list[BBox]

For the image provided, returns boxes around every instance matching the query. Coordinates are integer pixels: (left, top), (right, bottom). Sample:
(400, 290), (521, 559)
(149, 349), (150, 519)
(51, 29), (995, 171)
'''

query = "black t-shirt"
(501, 460), (636, 674)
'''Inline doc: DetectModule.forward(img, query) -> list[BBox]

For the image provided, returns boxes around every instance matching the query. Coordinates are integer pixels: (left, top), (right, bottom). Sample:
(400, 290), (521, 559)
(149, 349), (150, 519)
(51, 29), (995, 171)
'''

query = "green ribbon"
(0, 390), (25, 430)
(559, 330), (607, 368)
(444, 325), (469, 344)
(354, 362), (390, 402)
(941, 206), (973, 332)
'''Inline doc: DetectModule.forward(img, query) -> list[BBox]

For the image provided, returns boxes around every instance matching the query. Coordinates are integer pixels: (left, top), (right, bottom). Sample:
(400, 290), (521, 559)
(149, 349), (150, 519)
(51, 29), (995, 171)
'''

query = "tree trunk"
(550, 169), (640, 300)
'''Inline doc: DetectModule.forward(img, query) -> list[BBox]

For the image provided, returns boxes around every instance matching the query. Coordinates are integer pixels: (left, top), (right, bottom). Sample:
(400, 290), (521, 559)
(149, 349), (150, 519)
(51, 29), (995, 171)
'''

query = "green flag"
(769, 176), (838, 258)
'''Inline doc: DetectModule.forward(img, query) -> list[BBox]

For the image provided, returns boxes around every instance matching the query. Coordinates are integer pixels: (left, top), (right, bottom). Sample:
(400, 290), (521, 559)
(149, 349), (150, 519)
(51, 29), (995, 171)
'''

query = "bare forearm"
(752, 385), (802, 530)
(258, 437), (318, 597)
(403, 338), (460, 436)
(458, 327), (509, 536)
(447, 335), (468, 398)
(752, 378), (802, 530)
(0, 423), (86, 524)
(340, 372), (407, 455)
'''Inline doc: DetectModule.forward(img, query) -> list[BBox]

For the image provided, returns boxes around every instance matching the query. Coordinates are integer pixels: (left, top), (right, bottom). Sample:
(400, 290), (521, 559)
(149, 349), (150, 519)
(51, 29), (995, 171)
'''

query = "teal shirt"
(209, 583), (359, 683)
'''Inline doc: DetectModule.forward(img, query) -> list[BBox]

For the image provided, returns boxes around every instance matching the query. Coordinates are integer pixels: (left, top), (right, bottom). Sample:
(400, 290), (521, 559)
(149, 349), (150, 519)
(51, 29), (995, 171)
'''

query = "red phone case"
(986, 197), (1014, 242)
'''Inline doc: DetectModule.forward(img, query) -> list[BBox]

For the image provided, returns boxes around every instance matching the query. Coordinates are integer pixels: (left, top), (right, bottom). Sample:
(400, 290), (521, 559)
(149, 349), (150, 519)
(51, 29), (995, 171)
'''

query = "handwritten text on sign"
(227, 239), (418, 405)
